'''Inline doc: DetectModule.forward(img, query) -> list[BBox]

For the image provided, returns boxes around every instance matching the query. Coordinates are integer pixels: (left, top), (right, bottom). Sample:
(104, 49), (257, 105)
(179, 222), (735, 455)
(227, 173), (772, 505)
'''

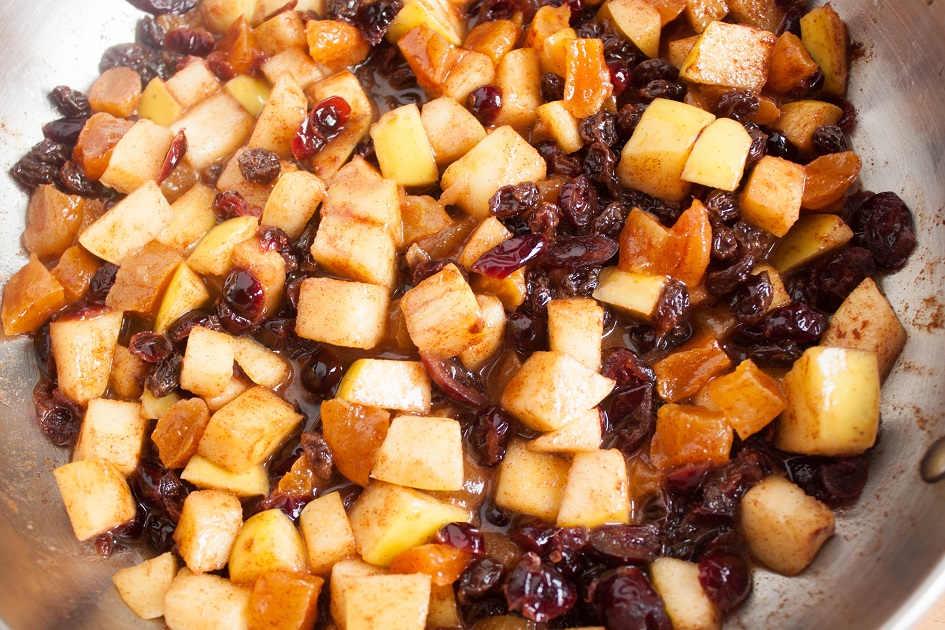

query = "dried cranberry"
(88, 263), (120, 303)
(147, 353), (183, 399)
(489, 182), (540, 219)
(467, 85), (503, 126)
(33, 378), (82, 446)
(436, 522), (486, 555)
(223, 268), (266, 324)
(49, 85), (91, 117)
(458, 557), (505, 604)
(699, 547), (752, 612)
(592, 567), (671, 630)
(503, 552), (576, 622)
(510, 517), (558, 555)
(787, 453), (870, 509)
(238, 148), (281, 184)
(559, 174), (600, 231)
(129, 331), (173, 363)
(716, 89), (760, 123)
(327, 0), (362, 22)
(164, 28), (215, 56)
(608, 60), (632, 96)
(762, 303), (828, 343)
(472, 234), (547, 279)
(579, 111), (619, 147)
(541, 235), (617, 270)
(213, 190), (256, 220)
(421, 352), (489, 407)
(124, 0), (198, 15)
(588, 524), (661, 566)
(300, 346), (344, 399)
(471, 406), (513, 466)
(301, 431), (333, 480)
(505, 311), (548, 352)
(166, 309), (221, 346)
(848, 191), (917, 270)
(356, 0), (403, 45)
(158, 129), (187, 184)
(546, 527), (588, 576)
(632, 58), (678, 86)
(292, 96), (352, 161)
(653, 279), (691, 338)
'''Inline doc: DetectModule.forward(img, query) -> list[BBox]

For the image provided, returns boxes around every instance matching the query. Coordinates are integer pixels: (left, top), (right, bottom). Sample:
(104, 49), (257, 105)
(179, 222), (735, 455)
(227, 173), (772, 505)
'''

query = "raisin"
(808, 246), (875, 312)
(617, 103), (647, 139)
(638, 79), (686, 102)
(33, 378), (82, 447)
(541, 72), (565, 102)
(136, 16), (166, 48)
(505, 311), (549, 351)
(847, 191), (917, 270)
(60, 161), (104, 197)
(420, 352), (489, 408)
(541, 235), (617, 269)
(587, 524), (661, 566)
(632, 58), (678, 86)
(489, 182), (540, 219)
(238, 148), (281, 184)
(212, 190), (259, 220)
(579, 111), (619, 147)
(100, 43), (180, 83)
(471, 407), (513, 467)
(124, 0), (198, 15)
(559, 174), (599, 231)
(744, 122), (768, 171)
(529, 202), (560, 237)
(458, 557), (505, 604)
(471, 234), (547, 279)
(583, 141), (618, 187)
(88, 263), (120, 303)
(592, 567), (671, 630)
(129, 331), (173, 363)
(503, 552), (577, 622)
(327, 0), (362, 22)
(11, 156), (58, 190)
(356, 0), (403, 45)
(712, 225), (739, 261)
(652, 279), (691, 337)
(592, 202), (629, 239)
(811, 124), (847, 155)
(42, 117), (87, 145)
(761, 303), (828, 343)
(147, 353), (183, 399)
(705, 190), (740, 225)
(765, 130), (798, 161)
(715, 90), (760, 123)
(49, 86), (91, 117)
(730, 271), (773, 324)
(301, 431), (333, 480)
(164, 28), (215, 57)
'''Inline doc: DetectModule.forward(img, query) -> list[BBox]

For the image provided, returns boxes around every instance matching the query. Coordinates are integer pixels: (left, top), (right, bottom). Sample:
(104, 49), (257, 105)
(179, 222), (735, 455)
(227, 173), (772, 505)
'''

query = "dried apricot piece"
(802, 151), (862, 211)
(389, 543), (473, 586)
(563, 38), (613, 119)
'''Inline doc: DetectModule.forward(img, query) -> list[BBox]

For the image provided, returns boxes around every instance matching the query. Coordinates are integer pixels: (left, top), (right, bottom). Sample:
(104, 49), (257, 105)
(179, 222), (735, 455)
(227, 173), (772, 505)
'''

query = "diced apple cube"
(534, 100), (583, 154)
(800, 4), (849, 97)
(330, 560), (388, 629)
(174, 489), (243, 574)
(113, 552), (179, 620)
(295, 277), (390, 350)
(682, 118), (753, 191)
(205, 375), (253, 412)
(321, 175), (402, 245)
(164, 58), (222, 111)
(248, 571), (323, 630)
(528, 408), (602, 454)
(770, 214), (853, 274)
(180, 326), (235, 399)
(106, 241), (182, 315)
(428, 584), (463, 628)
(557, 449), (631, 528)
(139, 77), (182, 127)
(299, 492), (358, 575)
(387, 0), (465, 45)
(440, 126), (547, 219)
(170, 92), (256, 171)
(1, 254), (67, 335)
(738, 155), (805, 237)
(78, 180), (174, 264)
(198, 386), (303, 472)
(599, 0), (661, 58)
(337, 359), (432, 413)
(181, 455), (268, 498)
(650, 404), (733, 470)
(728, 0), (783, 30)
(401, 263), (483, 358)
(310, 214), (397, 288)
(494, 439), (571, 522)
(617, 98), (716, 202)
(53, 459), (136, 541)
(593, 267), (669, 321)
(157, 184), (217, 253)
(348, 480), (470, 567)
(740, 476), (835, 575)
(50, 308), (123, 405)
(223, 75), (269, 118)
(345, 574), (432, 630)
(370, 103), (439, 188)
(232, 336), (290, 389)
(163, 569), (251, 630)
(653, 330), (732, 402)
(109, 345), (147, 400)
(305, 71), (373, 179)
(254, 9), (306, 52)
(547, 298), (604, 372)
(153, 262), (211, 333)
(248, 74), (308, 159)
(776, 346), (879, 456)
(695, 359), (786, 439)
(684, 0), (728, 31)
(187, 215), (260, 278)
(420, 96), (486, 166)
(72, 399), (146, 476)
(680, 21), (776, 91)
(262, 50), (323, 94)
(141, 390), (182, 421)
(229, 509), (309, 584)
(650, 557), (721, 630)
(100, 119), (174, 194)
(261, 170), (326, 239)
(772, 100), (843, 154)
(460, 294), (507, 370)
(493, 48), (542, 128)
(371, 416), (464, 491)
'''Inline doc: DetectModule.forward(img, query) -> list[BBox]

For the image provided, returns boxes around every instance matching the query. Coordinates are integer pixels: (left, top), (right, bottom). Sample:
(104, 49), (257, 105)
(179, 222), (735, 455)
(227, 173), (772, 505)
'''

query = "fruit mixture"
(0, 0), (919, 627)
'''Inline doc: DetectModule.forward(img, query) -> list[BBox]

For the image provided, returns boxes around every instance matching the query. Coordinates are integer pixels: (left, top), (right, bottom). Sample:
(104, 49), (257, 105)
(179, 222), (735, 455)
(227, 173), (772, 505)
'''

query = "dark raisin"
(356, 0), (403, 45)
(59, 161), (101, 197)
(639, 79), (686, 103)
(652, 279), (691, 338)
(765, 130), (798, 161)
(588, 524), (661, 566)
(583, 141), (618, 187)
(100, 43), (179, 83)
(291, 96), (352, 161)
(731, 271), (773, 324)
(472, 234), (547, 279)
(712, 225), (739, 261)
(579, 111), (619, 147)
(437, 522), (486, 555)
(147, 353), (183, 399)
(699, 546), (752, 612)
(744, 341), (804, 367)
(592, 202), (628, 238)
(632, 58), (678, 86)
(716, 90), (760, 123)
(301, 431), (333, 480)
(526, 269), (556, 316)
(617, 103), (647, 139)
(467, 85), (503, 126)
(327, 0), (362, 22)
(412, 258), (466, 285)
(705, 190), (740, 225)
(529, 202), (560, 237)
(420, 352), (489, 408)
(489, 182), (540, 219)
(30, 139), (70, 167)
(471, 407), (513, 466)
(705, 252), (756, 297)
(541, 235), (617, 270)
(49, 86), (91, 117)
(541, 72), (565, 102)
(536, 140), (584, 177)
(812, 124), (847, 155)
(559, 174), (599, 231)
(458, 557), (505, 604)
(299, 346), (344, 399)
(166, 309), (221, 346)
(33, 378), (82, 447)
(602, 348), (656, 386)
(601, 32), (643, 66)
(223, 268), (266, 324)
(11, 156), (58, 190)
(164, 28), (215, 56)
(505, 311), (548, 351)
(238, 148), (281, 184)
(503, 552), (576, 622)
(88, 263), (120, 303)
(762, 303), (828, 343)
(129, 331), (173, 363)
(136, 16), (166, 48)
(809, 246), (875, 311)
(510, 517), (558, 555)
(847, 191), (917, 270)
(212, 190), (259, 220)
(744, 122), (768, 171)
(124, 0), (198, 15)
(787, 453), (869, 509)
(592, 567), (671, 630)
(42, 117), (87, 146)
(829, 96), (857, 131)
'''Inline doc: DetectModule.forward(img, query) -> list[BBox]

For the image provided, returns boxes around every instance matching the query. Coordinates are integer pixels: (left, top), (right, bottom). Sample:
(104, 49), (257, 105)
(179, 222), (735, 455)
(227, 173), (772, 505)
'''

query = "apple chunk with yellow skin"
(800, 4), (849, 97)
(617, 98), (716, 202)
(300, 492), (358, 576)
(739, 155), (805, 238)
(695, 360), (787, 440)
(51, 308), (123, 405)
(650, 557), (721, 630)
(557, 449), (631, 528)
(401, 263), (483, 358)
(371, 416), (464, 491)
(386, 0), (466, 45)
(229, 509), (309, 585)
(494, 439), (571, 523)
(679, 20), (777, 91)
(54, 459), (136, 541)
(599, 0), (661, 58)
(79, 180), (174, 265)
(226, 74), (271, 117)
(138, 78), (182, 127)
(776, 346), (880, 456)
(501, 351), (615, 432)
(593, 267), (669, 322)
(337, 359), (432, 414)
(186, 215), (260, 277)
(370, 103), (439, 188)
(348, 480), (470, 567)
(72, 399), (146, 477)
(346, 574), (432, 630)
(112, 552), (179, 620)
(770, 214), (853, 274)
(682, 118), (753, 191)
(153, 262), (211, 333)
(174, 489), (243, 575)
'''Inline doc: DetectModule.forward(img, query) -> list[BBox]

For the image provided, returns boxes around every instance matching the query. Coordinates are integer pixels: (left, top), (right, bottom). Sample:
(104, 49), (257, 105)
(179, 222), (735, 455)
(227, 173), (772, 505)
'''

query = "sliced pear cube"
(158, 183), (217, 253)
(78, 180), (174, 264)
(770, 214), (853, 274)
(527, 408), (602, 454)
(1, 254), (67, 336)
(337, 359), (432, 413)
(557, 449), (631, 528)
(680, 20), (776, 91)
(682, 118), (753, 191)
(534, 100), (583, 154)
(162, 569), (251, 630)
(617, 98), (716, 202)
(299, 492), (358, 575)
(181, 455), (268, 498)
(254, 10), (306, 54)
(295, 277), (390, 350)
(348, 480), (470, 567)
(53, 459), (136, 541)
(187, 215), (260, 277)
(650, 404), (733, 470)
(51, 308), (123, 405)
(428, 584), (463, 629)
(460, 294), (507, 370)
(153, 262), (211, 333)
(261, 170), (326, 239)
(321, 175), (403, 245)
(420, 95), (486, 166)
(401, 263), (483, 358)
(180, 326), (236, 399)
(229, 509), (309, 585)
(599, 0), (661, 58)
(739, 155), (805, 237)
(728, 0), (783, 31)
(493, 48), (543, 128)
(501, 351), (615, 432)
(800, 4), (849, 97)
(248, 74), (309, 159)
(234, 336), (291, 389)
(346, 574), (432, 630)
(109, 345), (147, 401)
(198, 386), (303, 473)
(113, 552), (179, 620)
(370, 103), (439, 188)
(139, 78), (182, 127)
(310, 214), (397, 288)
(494, 439), (571, 523)
(72, 399), (146, 477)
(371, 416), (464, 491)
(593, 267), (669, 321)
(440, 126), (547, 219)
(740, 476), (835, 575)
(776, 346), (880, 456)
(650, 557), (721, 630)
(170, 91), (256, 171)
(695, 360), (787, 440)
(205, 375), (253, 412)
(99, 119), (174, 194)
(174, 489), (243, 574)
(547, 298), (604, 372)
(225, 75), (271, 117)
(772, 100), (843, 154)
(164, 58), (222, 111)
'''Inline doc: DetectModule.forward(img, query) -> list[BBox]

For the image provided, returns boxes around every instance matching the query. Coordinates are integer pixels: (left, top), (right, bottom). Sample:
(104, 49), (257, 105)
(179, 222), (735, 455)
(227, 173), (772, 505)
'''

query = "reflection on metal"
(921, 437), (945, 483)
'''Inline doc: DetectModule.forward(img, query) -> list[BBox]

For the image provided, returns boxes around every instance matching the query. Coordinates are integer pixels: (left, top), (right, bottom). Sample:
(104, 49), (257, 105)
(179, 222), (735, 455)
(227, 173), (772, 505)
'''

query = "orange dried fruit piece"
(1, 254), (67, 336)
(649, 403), (733, 470)
(152, 398), (211, 469)
(22, 184), (87, 259)
(306, 19), (371, 71)
(652, 330), (732, 402)
(73, 112), (134, 180)
(802, 151), (862, 211)
(248, 570), (324, 630)
(276, 455), (319, 496)
(389, 543), (473, 586)
(563, 37), (613, 119)
(618, 200), (711, 288)
(695, 359), (787, 440)
(218, 16), (266, 75)
(52, 245), (101, 304)
(89, 67), (142, 119)
(320, 397), (391, 487)
(463, 19), (519, 64)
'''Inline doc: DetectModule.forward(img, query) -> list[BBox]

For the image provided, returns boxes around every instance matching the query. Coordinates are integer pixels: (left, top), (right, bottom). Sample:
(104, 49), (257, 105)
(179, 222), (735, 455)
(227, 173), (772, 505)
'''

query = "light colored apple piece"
(1, 254), (67, 335)
(682, 118), (752, 191)
(248, 74), (308, 159)
(387, 0), (465, 45)
(300, 491), (357, 575)
(650, 557), (721, 630)
(252, 0), (323, 22)
(181, 455), (268, 498)
(420, 95), (486, 166)
(141, 390), (181, 420)
(100, 119), (174, 194)
(201, 0), (256, 32)
(54, 458), (136, 542)
(599, 0), (661, 58)
(617, 98), (716, 201)
(525, 4), (571, 49)
(233, 336), (290, 389)
(653, 330), (732, 402)
(493, 47), (542, 128)
(740, 476), (835, 575)
(78, 180), (173, 264)
(547, 298), (604, 372)
(261, 48), (323, 93)
(170, 91), (255, 171)
(528, 408), (602, 454)
(739, 155), (805, 237)
(187, 215), (260, 277)
(158, 183), (217, 252)
(50, 308), (123, 405)
(694, 359), (786, 439)
(680, 20), (777, 91)
(261, 170), (326, 239)
(109, 345), (146, 401)
(254, 9), (306, 53)
(666, 35), (699, 68)
(204, 375), (253, 412)
(215, 148), (283, 208)
(310, 214), (397, 288)
(460, 294), (507, 370)
(767, 32), (820, 95)
(224, 75), (270, 118)
(113, 552), (179, 620)
(463, 18), (517, 64)
(106, 241), (182, 315)
(164, 58), (222, 111)
(770, 214), (853, 274)
(370, 103), (439, 188)
(472, 267), (528, 311)
(593, 267), (669, 321)
(348, 480), (470, 567)
(684, 0), (728, 32)
(494, 439), (571, 523)
(650, 404), (733, 470)
(557, 449), (631, 528)
(229, 509), (309, 584)
(321, 176), (402, 243)
(72, 399), (145, 477)
(305, 71), (373, 179)
(198, 386), (303, 472)
(772, 99), (843, 154)
(776, 346), (879, 456)
(371, 416), (464, 491)
(138, 77), (182, 127)
(163, 569), (251, 630)
(247, 570), (322, 630)
(153, 262), (211, 333)
(534, 100), (583, 154)
(345, 574), (431, 630)
(174, 489), (243, 574)
(401, 263), (483, 358)
(180, 326), (235, 399)
(800, 4), (849, 97)
(501, 351), (615, 432)
(440, 126), (547, 219)
(539, 27), (576, 77)
(337, 359), (432, 413)
(457, 218), (513, 271)
(295, 277), (389, 350)
(330, 560), (388, 629)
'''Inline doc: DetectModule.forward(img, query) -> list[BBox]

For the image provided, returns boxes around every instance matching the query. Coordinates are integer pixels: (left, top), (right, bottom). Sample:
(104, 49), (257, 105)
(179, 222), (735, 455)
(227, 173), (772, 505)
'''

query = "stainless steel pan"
(0, 0), (943, 627)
